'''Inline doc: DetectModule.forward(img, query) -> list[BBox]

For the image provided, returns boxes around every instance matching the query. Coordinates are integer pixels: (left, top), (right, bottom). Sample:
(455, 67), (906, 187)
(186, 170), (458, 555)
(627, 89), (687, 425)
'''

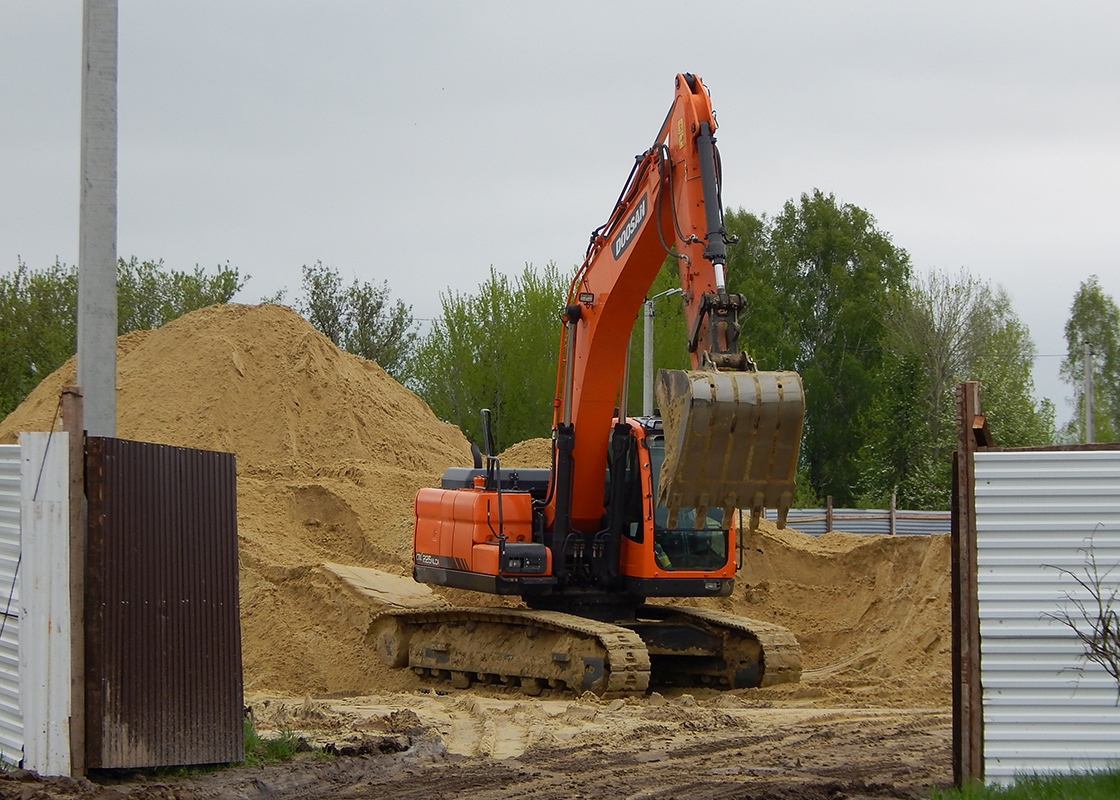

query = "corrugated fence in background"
(765, 508), (950, 536)
(975, 448), (1120, 782)
(0, 444), (21, 767)
(85, 437), (243, 769)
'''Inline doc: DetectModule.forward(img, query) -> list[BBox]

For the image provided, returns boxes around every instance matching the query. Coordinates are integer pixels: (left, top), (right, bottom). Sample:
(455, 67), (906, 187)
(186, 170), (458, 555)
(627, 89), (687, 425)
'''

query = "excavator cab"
(647, 433), (730, 572)
(652, 513), (729, 574)
(607, 418), (737, 597)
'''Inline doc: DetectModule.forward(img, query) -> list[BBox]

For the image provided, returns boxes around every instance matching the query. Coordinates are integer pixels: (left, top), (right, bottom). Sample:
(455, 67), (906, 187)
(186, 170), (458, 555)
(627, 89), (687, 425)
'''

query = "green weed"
(242, 716), (304, 767)
(930, 770), (1120, 800)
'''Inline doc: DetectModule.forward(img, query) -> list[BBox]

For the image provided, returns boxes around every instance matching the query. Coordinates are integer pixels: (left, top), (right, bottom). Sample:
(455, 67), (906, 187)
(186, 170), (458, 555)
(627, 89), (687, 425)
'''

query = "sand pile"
(734, 524), (951, 706)
(1, 314), (951, 706)
(0, 303), (473, 694)
(0, 303), (466, 472)
(497, 436), (552, 468)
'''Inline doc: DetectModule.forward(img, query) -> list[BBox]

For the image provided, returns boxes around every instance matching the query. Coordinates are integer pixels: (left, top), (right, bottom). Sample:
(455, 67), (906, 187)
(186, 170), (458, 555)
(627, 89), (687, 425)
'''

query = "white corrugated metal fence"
(0, 434), (73, 772)
(765, 507), (949, 536)
(976, 449), (1120, 782)
(0, 444), (21, 766)
(19, 432), (72, 776)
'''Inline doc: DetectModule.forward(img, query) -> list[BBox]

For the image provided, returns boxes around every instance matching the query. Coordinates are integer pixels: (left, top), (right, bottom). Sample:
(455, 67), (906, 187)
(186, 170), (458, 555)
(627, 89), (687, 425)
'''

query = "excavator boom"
(550, 73), (804, 533)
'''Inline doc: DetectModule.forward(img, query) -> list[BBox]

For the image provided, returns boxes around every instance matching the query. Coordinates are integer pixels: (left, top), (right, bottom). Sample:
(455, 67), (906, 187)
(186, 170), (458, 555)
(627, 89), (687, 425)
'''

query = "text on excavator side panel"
(612, 194), (648, 260)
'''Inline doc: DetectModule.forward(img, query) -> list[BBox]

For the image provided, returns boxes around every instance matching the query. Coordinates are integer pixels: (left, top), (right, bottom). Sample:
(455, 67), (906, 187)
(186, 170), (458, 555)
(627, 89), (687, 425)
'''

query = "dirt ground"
(1, 689), (950, 799)
(0, 305), (954, 798)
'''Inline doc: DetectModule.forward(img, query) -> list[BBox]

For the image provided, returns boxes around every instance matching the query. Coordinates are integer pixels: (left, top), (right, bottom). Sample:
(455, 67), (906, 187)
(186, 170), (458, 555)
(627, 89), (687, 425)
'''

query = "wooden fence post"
(60, 387), (86, 777)
(952, 381), (984, 785)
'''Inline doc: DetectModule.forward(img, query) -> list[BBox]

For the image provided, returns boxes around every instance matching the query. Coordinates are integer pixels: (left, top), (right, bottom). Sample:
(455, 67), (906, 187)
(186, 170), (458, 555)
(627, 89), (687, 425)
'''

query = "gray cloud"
(3, 1), (1118, 423)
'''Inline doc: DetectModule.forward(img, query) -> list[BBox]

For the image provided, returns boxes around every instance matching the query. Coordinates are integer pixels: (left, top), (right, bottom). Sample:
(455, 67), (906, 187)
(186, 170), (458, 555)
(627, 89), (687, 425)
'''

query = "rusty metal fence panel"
(85, 437), (242, 768)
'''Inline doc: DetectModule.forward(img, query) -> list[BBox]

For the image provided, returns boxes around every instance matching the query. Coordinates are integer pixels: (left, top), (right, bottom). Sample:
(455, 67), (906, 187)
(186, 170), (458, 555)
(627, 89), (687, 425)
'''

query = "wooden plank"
(60, 387), (85, 777)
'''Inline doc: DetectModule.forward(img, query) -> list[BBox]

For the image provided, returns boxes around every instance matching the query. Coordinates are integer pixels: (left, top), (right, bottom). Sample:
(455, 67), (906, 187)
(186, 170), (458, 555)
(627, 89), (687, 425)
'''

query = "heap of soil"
(734, 526), (950, 706)
(0, 304), (472, 694)
(498, 436), (552, 468)
(0, 310), (950, 706)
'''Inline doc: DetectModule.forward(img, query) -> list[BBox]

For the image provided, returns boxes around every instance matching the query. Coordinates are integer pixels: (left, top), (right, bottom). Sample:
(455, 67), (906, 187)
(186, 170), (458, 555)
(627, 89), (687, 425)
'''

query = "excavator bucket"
(656, 368), (804, 530)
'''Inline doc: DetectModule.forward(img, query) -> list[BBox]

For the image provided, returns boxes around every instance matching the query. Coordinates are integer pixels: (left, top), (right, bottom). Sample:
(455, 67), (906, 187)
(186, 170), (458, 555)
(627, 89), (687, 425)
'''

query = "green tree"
(409, 263), (568, 450)
(861, 269), (1054, 508)
(722, 208), (802, 369)
(117, 257), (243, 332)
(976, 306), (1055, 448)
(0, 260), (78, 418)
(297, 261), (347, 345)
(0, 258), (244, 420)
(294, 261), (417, 378)
(1060, 275), (1120, 442)
(858, 347), (945, 509)
(724, 191), (911, 506)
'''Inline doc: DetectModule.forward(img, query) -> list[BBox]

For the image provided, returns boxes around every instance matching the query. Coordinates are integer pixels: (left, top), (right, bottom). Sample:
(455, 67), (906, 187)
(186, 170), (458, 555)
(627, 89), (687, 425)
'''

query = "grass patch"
(242, 716), (305, 767)
(930, 770), (1120, 799)
(84, 718), (315, 782)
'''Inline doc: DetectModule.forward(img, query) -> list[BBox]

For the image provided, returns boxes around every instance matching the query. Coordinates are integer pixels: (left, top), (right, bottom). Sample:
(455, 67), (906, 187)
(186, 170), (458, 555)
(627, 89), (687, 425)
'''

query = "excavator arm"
(548, 73), (803, 540)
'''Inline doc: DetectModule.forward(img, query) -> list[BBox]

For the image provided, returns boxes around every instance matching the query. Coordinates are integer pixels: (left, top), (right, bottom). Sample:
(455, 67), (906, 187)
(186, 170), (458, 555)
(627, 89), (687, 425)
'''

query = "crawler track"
(635, 605), (802, 688)
(369, 605), (800, 695)
(368, 607), (651, 695)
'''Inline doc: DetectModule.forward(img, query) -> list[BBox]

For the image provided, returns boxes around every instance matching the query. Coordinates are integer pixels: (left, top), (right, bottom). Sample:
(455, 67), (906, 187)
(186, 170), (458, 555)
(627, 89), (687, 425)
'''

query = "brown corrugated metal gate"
(85, 437), (243, 768)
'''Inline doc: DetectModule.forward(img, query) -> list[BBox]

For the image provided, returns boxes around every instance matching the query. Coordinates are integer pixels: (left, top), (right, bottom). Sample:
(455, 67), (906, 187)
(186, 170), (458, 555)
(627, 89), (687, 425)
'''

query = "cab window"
(647, 434), (729, 571)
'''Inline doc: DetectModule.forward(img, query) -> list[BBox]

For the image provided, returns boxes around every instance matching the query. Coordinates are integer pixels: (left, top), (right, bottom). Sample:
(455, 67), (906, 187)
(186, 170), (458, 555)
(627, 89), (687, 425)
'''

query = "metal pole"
(1084, 341), (1095, 444)
(619, 332), (631, 421)
(561, 308), (579, 427)
(643, 288), (682, 417)
(643, 300), (654, 416)
(78, 0), (119, 438)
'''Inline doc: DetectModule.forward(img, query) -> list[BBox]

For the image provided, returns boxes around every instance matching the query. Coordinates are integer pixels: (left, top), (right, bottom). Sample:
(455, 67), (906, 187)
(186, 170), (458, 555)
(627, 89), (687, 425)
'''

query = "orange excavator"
(370, 74), (805, 695)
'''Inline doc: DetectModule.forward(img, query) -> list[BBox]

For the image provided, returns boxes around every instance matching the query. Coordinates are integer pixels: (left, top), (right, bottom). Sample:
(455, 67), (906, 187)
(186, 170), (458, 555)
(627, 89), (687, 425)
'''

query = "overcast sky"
(3, 2), (1118, 428)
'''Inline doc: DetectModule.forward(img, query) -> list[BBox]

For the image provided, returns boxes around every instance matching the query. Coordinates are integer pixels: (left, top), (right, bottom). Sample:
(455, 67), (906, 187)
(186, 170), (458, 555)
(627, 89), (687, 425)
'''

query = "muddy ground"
(2, 688), (951, 799)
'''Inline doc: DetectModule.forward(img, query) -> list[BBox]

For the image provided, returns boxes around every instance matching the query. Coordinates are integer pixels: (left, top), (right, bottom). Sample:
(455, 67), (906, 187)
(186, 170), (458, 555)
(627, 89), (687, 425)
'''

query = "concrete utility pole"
(78, 0), (119, 437)
(643, 299), (655, 417)
(1084, 340), (1095, 444)
(642, 288), (682, 416)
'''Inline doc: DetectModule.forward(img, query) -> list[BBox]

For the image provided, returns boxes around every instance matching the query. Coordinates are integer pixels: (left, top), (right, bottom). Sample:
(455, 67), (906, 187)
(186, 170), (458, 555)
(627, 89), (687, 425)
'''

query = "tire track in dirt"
(0, 705), (950, 799)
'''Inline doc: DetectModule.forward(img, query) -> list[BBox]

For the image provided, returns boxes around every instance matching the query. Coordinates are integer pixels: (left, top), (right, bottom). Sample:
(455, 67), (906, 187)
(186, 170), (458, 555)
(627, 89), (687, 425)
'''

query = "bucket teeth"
(656, 368), (804, 529)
